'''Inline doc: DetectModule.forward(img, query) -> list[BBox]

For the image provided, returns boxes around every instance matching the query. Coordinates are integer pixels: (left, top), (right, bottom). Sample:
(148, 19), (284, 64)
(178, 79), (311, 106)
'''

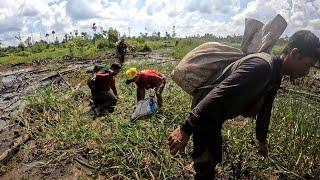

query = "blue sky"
(0, 0), (319, 46)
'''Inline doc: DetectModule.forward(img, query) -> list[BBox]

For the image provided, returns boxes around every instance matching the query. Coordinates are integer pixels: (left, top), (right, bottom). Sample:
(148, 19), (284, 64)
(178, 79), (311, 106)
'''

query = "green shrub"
(18, 43), (25, 51)
(16, 51), (32, 56)
(141, 44), (152, 52)
(95, 38), (109, 50)
(30, 41), (47, 53)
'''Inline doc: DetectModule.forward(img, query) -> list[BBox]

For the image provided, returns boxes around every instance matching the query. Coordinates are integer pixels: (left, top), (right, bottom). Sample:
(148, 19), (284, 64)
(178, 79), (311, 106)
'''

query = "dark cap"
(110, 63), (122, 70)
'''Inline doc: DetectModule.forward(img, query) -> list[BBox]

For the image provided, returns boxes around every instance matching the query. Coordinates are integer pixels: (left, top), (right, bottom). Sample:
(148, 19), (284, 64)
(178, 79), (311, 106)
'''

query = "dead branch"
(0, 133), (31, 164)
(40, 67), (78, 82)
(58, 73), (73, 90)
(0, 68), (35, 77)
(75, 156), (100, 170)
(147, 167), (156, 180)
(146, 59), (179, 65)
(281, 87), (320, 101)
(270, 158), (304, 179)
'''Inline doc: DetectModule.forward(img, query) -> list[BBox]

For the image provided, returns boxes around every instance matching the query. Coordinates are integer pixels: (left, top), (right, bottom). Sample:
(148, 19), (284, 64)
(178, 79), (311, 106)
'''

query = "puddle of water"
(0, 67), (34, 76)
(2, 75), (16, 86)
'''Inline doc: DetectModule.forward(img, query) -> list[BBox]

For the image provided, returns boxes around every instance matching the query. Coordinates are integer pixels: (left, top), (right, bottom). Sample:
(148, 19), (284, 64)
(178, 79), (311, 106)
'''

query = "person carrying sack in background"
(116, 38), (127, 66)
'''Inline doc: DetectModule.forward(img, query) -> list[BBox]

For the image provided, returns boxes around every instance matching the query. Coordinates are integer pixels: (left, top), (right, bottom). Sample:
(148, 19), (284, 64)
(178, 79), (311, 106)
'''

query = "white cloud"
(66, 0), (101, 20)
(0, 11), (23, 33)
(186, 0), (240, 14)
(232, 0), (320, 36)
(0, 0), (319, 46)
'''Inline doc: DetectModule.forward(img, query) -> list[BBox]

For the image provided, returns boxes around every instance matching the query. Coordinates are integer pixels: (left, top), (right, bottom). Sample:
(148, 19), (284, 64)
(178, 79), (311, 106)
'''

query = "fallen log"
(40, 65), (92, 82)
(0, 67), (35, 77)
(40, 72), (59, 82)
(0, 133), (31, 164)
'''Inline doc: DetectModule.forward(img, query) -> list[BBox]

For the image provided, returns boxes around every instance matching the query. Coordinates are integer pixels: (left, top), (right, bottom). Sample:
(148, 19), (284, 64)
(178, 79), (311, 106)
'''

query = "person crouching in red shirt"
(125, 67), (166, 107)
(87, 63), (122, 117)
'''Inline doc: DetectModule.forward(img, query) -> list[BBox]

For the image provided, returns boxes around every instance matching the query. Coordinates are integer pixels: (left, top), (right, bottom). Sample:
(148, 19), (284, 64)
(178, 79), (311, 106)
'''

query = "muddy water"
(126, 52), (178, 65)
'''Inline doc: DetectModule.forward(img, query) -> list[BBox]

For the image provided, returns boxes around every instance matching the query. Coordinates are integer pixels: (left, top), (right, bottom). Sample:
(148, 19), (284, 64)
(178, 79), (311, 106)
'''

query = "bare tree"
(81, 32), (88, 39)
(24, 37), (32, 46)
(69, 32), (73, 40)
(52, 30), (55, 43)
(74, 30), (79, 37)
(172, 26), (176, 38)
(45, 33), (50, 43)
(144, 27), (147, 37)
(15, 32), (23, 43)
(92, 23), (97, 32)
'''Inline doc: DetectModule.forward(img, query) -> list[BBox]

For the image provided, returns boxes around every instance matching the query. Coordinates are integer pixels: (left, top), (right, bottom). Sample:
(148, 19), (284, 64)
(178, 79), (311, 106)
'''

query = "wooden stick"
(269, 157), (304, 179)
(281, 87), (320, 100)
(146, 59), (179, 65)
(75, 156), (100, 170)
(0, 133), (31, 164)
(40, 67), (80, 82)
(58, 73), (73, 90)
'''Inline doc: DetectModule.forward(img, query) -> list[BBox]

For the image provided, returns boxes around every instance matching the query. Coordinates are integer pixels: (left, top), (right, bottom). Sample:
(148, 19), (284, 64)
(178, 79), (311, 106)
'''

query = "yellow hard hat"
(125, 67), (138, 80)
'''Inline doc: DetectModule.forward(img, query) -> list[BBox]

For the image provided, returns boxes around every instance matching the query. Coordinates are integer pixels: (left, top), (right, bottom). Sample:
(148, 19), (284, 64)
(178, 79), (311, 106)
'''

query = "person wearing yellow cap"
(125, 67), (166, 107)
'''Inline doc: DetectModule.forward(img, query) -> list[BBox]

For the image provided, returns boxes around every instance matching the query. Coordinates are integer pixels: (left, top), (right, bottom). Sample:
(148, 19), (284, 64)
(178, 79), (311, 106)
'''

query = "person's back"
(125, 68), (166, 107)
(138, 69), (165, 89)
(95, 70), (115, 92)
(117, 42), (127, 55)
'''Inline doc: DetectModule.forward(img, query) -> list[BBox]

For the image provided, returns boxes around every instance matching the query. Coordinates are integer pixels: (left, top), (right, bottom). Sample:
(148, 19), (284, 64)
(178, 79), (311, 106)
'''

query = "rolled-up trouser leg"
(192, 117), (223, 179)
(94, 90), (117, 112)
(119, 55), (125, 66)
(194, 160), (216, 180)
(102, 89), (117, 112)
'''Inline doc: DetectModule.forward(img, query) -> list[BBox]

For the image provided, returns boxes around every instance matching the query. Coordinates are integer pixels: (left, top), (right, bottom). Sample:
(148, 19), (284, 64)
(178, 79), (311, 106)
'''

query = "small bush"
(136, 38), (145, 44)
(16, 51), (32, 56)
(141, 44), (152, 52)
(30, 42), (47, 53)
(18, 43), (25, 51)
(95, 38), (109, 50)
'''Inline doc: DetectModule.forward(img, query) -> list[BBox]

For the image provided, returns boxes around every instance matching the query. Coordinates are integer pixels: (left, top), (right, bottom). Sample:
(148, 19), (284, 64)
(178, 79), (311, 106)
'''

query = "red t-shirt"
(136, 69), (165, 89)
(95, 70), (117, 95)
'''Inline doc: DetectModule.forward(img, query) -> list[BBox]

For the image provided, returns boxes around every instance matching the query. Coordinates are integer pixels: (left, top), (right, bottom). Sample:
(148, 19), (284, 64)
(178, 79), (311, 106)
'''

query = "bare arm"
(137, 87), (145, 101)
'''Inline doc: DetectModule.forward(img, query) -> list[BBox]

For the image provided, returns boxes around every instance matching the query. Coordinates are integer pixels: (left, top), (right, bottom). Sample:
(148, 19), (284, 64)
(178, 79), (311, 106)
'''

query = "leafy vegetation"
(1, 28), (319, 178)
(5, 55), (317, 178)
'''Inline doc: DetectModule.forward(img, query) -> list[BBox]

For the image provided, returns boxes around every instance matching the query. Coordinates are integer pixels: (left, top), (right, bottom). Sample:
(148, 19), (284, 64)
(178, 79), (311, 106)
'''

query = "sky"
(0, 0), (319, 46)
